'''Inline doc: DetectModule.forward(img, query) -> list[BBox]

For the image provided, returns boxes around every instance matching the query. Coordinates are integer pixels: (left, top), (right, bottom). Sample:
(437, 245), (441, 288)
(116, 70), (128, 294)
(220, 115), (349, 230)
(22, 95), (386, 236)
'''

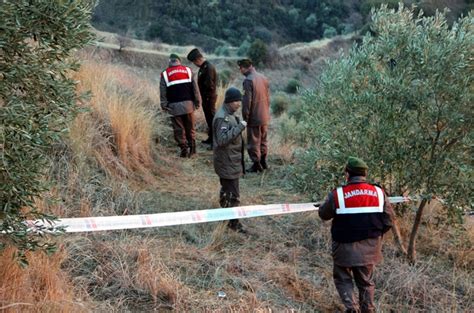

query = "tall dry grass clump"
(63, 235), (192, 311)
(71, 61), (166, 182)
(0, 247), (86, 312)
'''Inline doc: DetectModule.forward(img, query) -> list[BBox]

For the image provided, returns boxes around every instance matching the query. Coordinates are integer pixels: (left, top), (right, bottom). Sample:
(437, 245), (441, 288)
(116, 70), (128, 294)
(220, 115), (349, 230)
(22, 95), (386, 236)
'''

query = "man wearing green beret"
(160, 53), (202, 157)
(318, 157), (394, 313)
(238, 58), (271, 173)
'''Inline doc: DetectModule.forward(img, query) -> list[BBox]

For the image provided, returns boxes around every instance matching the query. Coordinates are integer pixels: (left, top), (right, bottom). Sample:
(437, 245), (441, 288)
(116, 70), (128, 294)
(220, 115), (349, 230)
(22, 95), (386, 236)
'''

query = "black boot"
(188, 140), (196, 157)
(247, 161), (263, 173)
(261, 155), (268, 170)
(228, 197), (246, 233)
(227, 219), (246, 233)
(179, 145), (188, 158)
(220, 193), (246, 233)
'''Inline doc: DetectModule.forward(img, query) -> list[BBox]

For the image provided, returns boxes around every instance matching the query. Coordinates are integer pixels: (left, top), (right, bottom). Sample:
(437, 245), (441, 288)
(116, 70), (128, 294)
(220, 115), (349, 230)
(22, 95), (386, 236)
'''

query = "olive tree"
(0, 0), (94, 265)
(287, 5), (473, 263)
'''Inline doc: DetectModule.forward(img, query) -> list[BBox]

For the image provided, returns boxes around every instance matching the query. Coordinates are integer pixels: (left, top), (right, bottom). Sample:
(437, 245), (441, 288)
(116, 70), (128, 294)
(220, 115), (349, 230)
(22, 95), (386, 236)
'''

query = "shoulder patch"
(224, 116), (229, 122)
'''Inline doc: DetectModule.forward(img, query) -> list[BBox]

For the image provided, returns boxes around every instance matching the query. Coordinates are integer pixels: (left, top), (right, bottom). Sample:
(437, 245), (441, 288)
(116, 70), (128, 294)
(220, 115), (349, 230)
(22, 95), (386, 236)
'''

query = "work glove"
(240, 120), (247, 127)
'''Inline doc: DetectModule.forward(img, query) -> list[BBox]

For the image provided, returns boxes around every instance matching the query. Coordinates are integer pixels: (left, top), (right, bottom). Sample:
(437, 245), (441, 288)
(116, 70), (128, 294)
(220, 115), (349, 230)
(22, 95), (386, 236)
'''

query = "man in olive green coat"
(213, 87), (247, 231)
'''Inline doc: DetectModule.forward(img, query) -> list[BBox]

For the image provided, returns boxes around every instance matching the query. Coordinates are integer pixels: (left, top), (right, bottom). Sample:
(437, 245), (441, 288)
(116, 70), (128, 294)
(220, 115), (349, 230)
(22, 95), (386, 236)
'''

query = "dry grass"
(71, 61), (167, 182)
(0, 247), (87, 312)
(61, 235), (192, 311)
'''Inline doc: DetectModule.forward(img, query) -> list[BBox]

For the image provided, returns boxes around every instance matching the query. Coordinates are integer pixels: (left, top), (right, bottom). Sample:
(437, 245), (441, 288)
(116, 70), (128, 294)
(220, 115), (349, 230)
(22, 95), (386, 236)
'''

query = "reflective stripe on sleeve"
(162, 71), (169, 85)
(336, 187), (346, 210)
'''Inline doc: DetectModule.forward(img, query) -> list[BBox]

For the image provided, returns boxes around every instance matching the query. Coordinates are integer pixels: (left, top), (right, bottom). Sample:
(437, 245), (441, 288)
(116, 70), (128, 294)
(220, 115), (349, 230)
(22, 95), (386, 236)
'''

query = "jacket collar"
(223, 103), (235, 114)
(243, 67), (255, 77)
(347, 176), (367, 184)
(200, 60), (208, 68)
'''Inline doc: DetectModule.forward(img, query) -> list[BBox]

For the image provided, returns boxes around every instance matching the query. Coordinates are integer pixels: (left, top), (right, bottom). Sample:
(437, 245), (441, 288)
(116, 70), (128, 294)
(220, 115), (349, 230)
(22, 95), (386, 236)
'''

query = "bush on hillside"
(322, 24), (337, 38)
(286, 5), (473, 263)
(214, 45), (230, 56)
(0, 1), (94, 265)
(285, 79), (302, 94)
(218, 69), (233, 86)
(247, 39), (269, 67)
(237, 38), (251, 56)
(271, 92), (291, 116)
(117, 34), (133, 51)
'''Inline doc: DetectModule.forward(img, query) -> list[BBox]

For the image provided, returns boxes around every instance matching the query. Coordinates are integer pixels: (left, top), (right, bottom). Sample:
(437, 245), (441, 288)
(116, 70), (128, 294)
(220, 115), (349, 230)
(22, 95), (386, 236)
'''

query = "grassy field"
(0, 41), (472, 312)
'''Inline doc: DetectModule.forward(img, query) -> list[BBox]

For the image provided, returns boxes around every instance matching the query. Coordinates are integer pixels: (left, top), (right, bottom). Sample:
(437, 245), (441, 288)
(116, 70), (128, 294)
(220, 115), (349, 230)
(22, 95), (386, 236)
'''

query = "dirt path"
(151, 125), (306, 216)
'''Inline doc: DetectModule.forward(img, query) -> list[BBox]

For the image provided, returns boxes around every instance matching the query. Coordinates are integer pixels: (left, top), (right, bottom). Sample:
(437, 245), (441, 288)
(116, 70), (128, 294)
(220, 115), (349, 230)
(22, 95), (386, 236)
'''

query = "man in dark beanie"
(160, 53), (201, 157)
(238, 58), (270, 173)
(318, 156), (394, 313)
(187, 48), (218, 149)
(213, 87), (247, 232)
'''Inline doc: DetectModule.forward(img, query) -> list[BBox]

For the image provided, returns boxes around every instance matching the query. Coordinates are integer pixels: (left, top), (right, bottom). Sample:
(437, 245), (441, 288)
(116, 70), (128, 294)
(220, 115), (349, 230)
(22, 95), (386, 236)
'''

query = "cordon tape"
(25, 196), (414, 233)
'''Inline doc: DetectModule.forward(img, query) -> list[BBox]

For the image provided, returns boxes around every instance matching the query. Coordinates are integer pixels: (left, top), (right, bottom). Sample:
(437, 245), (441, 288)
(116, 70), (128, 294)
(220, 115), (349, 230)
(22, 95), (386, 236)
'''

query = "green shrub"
(146, 23), (161, 40)
(0, 0), (94, 265)
(271, 92), (291, 116)
(322, 24), (337, 38)
(237, 39), (251, 56)
(214, 45), (230, 56)
(287, 5), (473, 262)
(218, 69), (233, 86)
(247, 39), (269, 67)
(285, 79), (301, 94)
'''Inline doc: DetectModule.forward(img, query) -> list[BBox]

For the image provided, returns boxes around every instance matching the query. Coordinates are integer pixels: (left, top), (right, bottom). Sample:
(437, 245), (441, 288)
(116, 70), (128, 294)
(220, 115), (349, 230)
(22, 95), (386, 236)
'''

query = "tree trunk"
(390, 214), (407, 256)
(408, 198), (428, 263)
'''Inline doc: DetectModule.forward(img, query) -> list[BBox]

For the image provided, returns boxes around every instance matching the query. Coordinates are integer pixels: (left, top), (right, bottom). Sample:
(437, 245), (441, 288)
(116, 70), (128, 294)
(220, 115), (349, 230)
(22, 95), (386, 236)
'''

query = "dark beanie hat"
(345, 156), (368, 175)
(224, 87), (242, 103)
(237, 58), (252, 68)
(169, 53), (181, 61)
(187, 48), (203, 61)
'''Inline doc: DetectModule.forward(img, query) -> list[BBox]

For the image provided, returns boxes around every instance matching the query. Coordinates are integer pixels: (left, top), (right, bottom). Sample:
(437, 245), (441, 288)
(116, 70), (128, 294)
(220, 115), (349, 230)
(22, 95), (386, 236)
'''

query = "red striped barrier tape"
(23, 196), (414, 233)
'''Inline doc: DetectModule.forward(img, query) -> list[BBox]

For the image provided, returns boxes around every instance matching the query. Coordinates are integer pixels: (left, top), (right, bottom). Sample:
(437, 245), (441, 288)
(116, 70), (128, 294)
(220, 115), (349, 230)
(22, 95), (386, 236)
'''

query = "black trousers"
(219, 177), (240, 227)
(218, 178), (240, 206)
(202, 97), (216, 141)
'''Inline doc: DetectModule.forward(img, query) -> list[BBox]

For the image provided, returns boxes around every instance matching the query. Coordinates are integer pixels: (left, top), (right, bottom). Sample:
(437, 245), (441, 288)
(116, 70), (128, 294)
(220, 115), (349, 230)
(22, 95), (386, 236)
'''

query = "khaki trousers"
(246, 125), (268, 163)
(333, 264), (376, 313)
(171, 113), (195, 147)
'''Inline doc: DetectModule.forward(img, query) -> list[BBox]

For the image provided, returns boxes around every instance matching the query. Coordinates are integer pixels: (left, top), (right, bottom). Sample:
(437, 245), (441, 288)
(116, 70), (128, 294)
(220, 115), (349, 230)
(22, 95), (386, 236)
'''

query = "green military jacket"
(212, 104), (245, 179)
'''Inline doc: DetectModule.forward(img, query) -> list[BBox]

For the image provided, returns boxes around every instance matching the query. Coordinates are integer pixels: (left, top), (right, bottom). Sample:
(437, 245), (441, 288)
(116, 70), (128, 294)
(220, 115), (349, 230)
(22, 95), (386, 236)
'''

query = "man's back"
(242, 68), (270, 126)
(198, 60), (217, 100)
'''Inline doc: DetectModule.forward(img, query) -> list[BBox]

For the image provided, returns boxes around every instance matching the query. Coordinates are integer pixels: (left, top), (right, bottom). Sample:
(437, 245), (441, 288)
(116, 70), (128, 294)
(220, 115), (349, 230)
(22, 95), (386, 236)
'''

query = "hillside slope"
(91, 0), (472, 51)
(1, 36), (472, 312)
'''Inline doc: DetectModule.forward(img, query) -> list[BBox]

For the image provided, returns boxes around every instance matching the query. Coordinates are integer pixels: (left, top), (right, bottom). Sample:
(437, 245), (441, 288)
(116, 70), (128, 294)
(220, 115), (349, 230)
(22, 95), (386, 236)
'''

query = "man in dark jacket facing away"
(187, 48), (217, 149)
(160, 53), (201, 157)
(238, 59), (270, 173)
(318, 157), (394, 313)
(213, 87), (247, 231)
